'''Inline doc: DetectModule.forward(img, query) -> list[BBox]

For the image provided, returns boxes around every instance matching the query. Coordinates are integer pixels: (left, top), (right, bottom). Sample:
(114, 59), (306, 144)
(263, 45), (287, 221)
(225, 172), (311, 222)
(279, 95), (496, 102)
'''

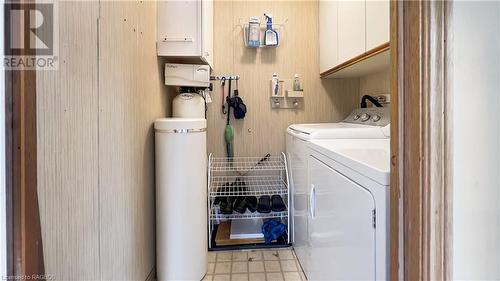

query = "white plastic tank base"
(155, 118), (207, 281)
(172, 92), (205, 118)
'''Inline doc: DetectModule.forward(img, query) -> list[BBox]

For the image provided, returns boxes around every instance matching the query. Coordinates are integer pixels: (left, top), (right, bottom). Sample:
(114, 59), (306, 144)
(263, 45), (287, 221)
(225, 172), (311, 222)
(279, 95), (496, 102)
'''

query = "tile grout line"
(209, 248), (304, 281)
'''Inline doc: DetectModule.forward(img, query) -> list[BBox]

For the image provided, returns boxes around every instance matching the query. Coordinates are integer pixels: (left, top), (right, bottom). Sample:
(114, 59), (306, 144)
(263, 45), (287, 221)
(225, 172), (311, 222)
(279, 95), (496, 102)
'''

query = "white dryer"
(307, 138), (390, 280)
(285, 107), (390, 279)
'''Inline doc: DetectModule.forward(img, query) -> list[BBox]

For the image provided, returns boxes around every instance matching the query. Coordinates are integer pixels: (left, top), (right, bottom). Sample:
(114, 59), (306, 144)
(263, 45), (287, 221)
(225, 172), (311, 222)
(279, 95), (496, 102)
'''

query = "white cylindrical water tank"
(172, 92), (205, 118)
(154, 118), (207, 281)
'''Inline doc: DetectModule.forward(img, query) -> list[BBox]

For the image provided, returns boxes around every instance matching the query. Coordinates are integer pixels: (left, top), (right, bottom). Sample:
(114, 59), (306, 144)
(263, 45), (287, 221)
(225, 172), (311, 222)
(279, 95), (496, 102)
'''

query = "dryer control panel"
(343, 107), (390, 127)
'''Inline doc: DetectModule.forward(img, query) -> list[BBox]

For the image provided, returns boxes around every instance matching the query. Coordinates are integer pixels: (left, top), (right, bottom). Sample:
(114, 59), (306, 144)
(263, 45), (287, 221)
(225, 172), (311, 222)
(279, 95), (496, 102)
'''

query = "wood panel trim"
(320, 42), (390, 78)
(5, 60), (14, 278)
(443, 2), (454, 279)
(5, 1), (45, 278)
(7, 65), (45, 280)
(389, 0), (403, 279)
(391, 0), (452, 280)
(421, 2), (451, 279)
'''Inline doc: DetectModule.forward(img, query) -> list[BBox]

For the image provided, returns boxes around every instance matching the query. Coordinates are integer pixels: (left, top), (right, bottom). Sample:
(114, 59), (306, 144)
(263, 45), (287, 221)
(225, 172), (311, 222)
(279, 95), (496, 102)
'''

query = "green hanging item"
(225, 79), (234, 159)
(225, 125), (234, 158)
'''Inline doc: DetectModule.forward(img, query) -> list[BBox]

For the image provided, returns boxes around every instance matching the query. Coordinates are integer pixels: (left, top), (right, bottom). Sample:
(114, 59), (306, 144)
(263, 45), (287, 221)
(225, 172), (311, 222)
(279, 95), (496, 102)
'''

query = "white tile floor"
(203, 248), (306, 281)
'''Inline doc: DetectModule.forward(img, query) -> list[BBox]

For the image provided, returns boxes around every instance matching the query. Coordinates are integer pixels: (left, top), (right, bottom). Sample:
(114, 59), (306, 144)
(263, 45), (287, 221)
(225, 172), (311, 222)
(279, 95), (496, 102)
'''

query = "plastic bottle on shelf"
(293, 74), (302, 91)
(248, 17), (260, 48)
(271, 73), (279, 96)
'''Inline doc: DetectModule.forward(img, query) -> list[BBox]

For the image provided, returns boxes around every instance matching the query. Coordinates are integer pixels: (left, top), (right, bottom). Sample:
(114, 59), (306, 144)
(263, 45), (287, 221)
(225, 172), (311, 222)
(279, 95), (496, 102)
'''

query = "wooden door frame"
(390, 0), (453, 280)
(6, 70), (44, 279)
(4, 1), (45, 278)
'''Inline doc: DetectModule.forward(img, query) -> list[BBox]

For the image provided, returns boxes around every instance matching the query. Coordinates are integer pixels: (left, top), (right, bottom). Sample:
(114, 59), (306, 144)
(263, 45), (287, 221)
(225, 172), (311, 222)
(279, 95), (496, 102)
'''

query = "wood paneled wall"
(37, 2), (100, 279)
(36, 1), (168, 280)
(359, 68), (390, 98)
(207, 0), (359, 157)
(98, 1), (168, 280)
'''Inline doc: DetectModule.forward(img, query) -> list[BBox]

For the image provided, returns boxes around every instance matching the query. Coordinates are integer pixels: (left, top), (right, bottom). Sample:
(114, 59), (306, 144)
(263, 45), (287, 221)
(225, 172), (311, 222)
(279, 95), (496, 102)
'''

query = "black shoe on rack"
(271, 195), (286, 212)
(220, 198), (234, 215)
(257, 195), (272, 213)
(214, 196), (224, 205)
(246, 196), (258, 213)
(233, 197), (247, 214)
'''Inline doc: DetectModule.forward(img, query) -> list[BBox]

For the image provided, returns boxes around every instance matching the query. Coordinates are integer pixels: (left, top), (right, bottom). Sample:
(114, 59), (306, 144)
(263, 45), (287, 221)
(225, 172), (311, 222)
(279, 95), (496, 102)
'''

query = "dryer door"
(307, 155), (376, 280)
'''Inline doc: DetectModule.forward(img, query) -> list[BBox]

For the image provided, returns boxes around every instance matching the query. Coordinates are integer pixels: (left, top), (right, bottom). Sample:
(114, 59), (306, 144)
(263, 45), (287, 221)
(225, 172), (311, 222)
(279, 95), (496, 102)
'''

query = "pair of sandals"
(217, 195), (257, 215)
(256, 195), (287, 213)
(215, 180), (249, 215)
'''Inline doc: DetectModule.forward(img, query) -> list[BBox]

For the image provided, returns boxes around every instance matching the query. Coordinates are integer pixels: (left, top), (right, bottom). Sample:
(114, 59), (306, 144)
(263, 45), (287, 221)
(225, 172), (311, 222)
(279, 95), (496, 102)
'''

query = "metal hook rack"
(210, 75), (240, 81)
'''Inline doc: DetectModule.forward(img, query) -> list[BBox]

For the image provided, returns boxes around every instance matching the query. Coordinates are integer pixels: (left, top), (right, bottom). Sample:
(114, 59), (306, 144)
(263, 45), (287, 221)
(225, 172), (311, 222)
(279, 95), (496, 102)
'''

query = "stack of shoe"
(256, 195), (286, 213)
(214, 182), (236, 215)
(233, 196), (258, 214)
(218, 195), (259, 215)
(215, 179), (257, 215)
(215, 185), (287, 215)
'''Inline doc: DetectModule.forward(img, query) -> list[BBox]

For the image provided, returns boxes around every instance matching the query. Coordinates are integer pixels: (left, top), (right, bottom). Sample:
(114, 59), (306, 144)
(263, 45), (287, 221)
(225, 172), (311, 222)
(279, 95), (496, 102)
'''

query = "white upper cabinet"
(157, 0), (214, 68)
(320, 0), (389, 76)
(319, 0), (339, 73)
(337, 0), (366, 64)
(366, 0), (390, 50)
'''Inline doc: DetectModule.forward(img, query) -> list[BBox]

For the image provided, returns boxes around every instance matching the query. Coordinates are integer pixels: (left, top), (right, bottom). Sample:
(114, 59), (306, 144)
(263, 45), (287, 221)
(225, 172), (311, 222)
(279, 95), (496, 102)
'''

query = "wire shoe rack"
(210, 210), (289, 220)
(210, 176), (288, 197)
(209, 155), (286, 172)
(208, 153), (291, 249)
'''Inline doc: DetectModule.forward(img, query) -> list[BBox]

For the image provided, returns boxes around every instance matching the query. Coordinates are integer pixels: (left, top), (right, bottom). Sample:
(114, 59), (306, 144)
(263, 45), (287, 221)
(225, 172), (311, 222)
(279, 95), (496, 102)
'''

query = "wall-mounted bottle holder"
(238, 18), (288, 48)
(270, 79), (304, 109)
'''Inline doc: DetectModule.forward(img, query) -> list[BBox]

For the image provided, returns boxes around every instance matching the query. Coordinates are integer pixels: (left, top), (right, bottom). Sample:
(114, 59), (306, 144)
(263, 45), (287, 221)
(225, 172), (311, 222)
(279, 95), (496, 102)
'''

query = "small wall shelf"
(238, 18), (288, 48)
(269, 79), (304, 109)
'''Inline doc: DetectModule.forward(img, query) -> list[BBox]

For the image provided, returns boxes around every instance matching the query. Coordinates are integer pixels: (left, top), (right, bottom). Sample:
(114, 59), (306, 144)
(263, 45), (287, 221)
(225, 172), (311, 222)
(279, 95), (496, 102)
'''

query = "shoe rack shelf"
(208, 153), (291, 249)
(210, 176), (288, 197)
(210, 210), (288, 221)
(209, 156), (286, 172)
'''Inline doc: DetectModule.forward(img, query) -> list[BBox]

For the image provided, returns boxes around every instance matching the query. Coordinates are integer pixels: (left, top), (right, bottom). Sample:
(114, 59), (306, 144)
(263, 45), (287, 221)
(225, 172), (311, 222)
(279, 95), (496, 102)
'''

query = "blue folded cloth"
(262, 220), (286, 244)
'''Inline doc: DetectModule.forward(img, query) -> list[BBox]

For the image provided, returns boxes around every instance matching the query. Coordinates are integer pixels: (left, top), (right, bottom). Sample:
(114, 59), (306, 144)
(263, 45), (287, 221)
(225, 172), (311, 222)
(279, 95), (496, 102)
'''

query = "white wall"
(451, 1), (500, 280)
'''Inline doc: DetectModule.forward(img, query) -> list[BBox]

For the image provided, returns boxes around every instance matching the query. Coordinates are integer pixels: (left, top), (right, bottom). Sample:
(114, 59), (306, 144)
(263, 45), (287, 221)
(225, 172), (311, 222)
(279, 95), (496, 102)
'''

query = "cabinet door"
(337, 0), (366, 63)
(157, 0), (202, 56)
(308, 156), (376, 280)
(319, 0), (339, 73)
(366, 0), (390, 50)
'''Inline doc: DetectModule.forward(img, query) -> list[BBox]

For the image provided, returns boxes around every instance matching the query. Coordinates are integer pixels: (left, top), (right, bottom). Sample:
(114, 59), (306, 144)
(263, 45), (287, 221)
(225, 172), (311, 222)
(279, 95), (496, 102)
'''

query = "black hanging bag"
(226, 89), (247, 119)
